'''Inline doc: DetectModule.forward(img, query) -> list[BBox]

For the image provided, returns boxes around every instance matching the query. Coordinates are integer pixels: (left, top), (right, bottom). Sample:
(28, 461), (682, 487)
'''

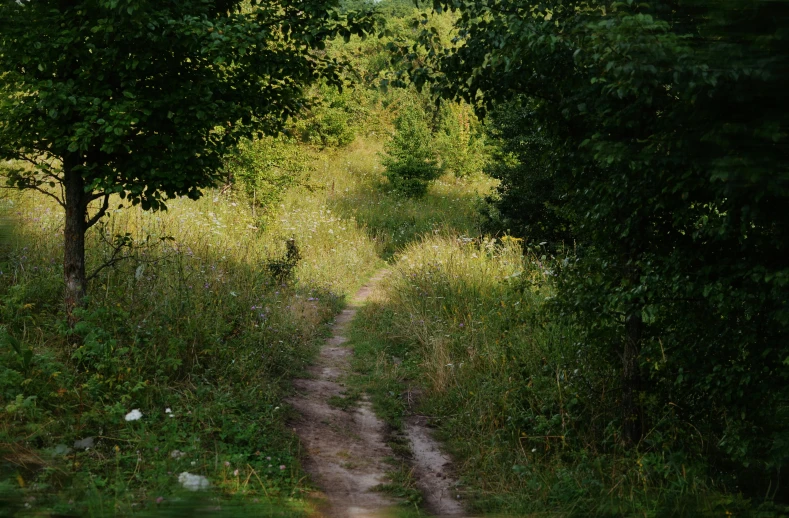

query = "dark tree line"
(399, 0), (789, 493)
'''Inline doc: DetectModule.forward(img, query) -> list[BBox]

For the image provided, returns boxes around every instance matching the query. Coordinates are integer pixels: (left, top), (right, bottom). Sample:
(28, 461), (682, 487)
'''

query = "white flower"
(170, 449), (186, 459)
(165, 408), (172, 413)
(125, 409), (143, 421)
(178, 472), (210, 491)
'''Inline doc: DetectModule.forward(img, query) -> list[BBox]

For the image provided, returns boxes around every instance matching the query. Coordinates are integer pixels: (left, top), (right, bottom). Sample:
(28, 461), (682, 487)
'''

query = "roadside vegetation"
(350, 234), (788, 515)
(0, 2), (488, 513)
(1, 0), (787, 516)
(0, 140), (382, 514)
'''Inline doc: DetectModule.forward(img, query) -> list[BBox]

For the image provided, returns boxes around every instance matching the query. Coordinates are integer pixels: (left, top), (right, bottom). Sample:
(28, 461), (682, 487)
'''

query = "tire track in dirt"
(286, 269), (467, 518)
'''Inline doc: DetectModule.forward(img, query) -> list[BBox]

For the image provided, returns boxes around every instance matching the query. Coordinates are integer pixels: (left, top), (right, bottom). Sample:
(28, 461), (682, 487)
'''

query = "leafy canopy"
(400, 0), (789, 482)
(0, 0), (373, 210)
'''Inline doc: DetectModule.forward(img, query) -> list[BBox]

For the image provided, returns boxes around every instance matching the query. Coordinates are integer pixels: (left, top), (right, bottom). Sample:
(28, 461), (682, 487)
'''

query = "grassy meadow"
(0, 133), (493, 515)
(347, 234), (779, 516)
(1, 4), (784, 516)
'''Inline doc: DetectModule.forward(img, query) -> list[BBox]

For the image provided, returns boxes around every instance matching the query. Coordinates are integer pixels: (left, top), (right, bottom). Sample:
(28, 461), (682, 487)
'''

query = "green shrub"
(222, 135), (312, 217)
(381, 105), (440, 197)
(292, 85), (365, 148)
(482, 97), (573, 243)
(435, 102), (487, 178)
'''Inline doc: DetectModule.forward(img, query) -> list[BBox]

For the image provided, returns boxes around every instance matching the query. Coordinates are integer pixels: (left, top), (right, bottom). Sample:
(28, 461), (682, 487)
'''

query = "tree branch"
(86, 242), (126, 283)
(86, 193), (110, 229)
(1, 184), (66, 208)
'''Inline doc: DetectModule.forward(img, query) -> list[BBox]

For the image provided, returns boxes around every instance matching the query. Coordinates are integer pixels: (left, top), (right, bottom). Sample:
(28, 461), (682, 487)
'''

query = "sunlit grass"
(323, 138), (497, 259)
(347, 233), (748, 516)
(0, 133), (495, 515)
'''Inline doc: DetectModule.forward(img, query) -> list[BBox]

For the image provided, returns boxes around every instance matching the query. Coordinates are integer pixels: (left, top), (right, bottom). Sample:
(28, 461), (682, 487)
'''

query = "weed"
(373, 463), (423, 508)
(326, 389), (361, 411)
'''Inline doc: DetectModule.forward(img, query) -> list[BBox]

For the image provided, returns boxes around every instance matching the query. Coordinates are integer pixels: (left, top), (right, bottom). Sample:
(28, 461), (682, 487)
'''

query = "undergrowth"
(0, 126), (492, 514)
(348, 233), (789, 517)
(0, 138), (387, 514)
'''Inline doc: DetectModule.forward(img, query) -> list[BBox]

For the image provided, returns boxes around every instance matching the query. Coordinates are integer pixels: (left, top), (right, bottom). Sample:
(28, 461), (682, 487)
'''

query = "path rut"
(286, 270), (466, 518)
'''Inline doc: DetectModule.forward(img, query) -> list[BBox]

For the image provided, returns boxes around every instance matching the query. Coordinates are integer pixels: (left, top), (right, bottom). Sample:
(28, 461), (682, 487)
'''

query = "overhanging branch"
(86, 193), (110, 229)
(1, 184), (65, 208)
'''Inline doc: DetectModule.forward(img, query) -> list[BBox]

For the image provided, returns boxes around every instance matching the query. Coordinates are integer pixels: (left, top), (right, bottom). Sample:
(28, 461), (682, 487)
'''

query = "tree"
(381, 103), (440, 197)
(401, 0), (789, 484)
(0, 0), (372, 323)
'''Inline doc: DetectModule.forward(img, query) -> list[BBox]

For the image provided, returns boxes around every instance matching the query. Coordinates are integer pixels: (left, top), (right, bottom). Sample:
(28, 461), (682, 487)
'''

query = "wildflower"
(170, 450), (186, 459)
(279, 465), (286, 470)
(125, 409), (143, 421)
(73, 437), (94, 450)
(178, 472), (210, 491)
(156, 497), (164, 504)
(224, 461), (230, 467)
(233, 469), (239, 477)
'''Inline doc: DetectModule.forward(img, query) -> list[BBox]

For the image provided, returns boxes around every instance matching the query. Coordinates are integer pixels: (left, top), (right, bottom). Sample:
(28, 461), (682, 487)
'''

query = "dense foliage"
(5, 0), (784, 512)
(381, 104), (441, 197)
(0, 0), (372, 316)
(402, 0), (789, 498)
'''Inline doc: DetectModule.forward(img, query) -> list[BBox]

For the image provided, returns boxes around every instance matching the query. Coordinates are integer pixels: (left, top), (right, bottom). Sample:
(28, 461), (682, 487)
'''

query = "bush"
(435, 102), (486, 178)
(222, 135), (312, 217)
(381, 105), (440, 197)
(482, 98), (573, 243)
(292, 85), (365, 148)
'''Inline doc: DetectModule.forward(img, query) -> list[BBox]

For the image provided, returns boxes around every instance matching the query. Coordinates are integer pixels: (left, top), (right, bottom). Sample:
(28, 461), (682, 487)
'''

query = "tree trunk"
(63, 159), (87, 327)
(622, 311), (643, 446)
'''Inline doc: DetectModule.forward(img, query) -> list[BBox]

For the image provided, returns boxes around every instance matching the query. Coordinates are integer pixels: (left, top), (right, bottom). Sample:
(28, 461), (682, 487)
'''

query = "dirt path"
(287, 270), (467, 518)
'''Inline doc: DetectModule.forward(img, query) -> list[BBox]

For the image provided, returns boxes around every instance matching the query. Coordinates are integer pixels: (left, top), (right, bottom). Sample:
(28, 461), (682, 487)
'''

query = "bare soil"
(287, 270), (467, 518)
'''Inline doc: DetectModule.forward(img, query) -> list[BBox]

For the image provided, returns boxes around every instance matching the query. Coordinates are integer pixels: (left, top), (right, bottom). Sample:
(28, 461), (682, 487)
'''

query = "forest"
(0, 0), (787, 516)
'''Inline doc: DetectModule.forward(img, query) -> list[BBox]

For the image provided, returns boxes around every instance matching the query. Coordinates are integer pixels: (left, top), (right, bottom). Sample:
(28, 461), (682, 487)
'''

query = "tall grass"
(325, 139), (496, 259)
(0, 133), (500, 515)
(0, 140), (385, 514)
(348, 234), (765, 516)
